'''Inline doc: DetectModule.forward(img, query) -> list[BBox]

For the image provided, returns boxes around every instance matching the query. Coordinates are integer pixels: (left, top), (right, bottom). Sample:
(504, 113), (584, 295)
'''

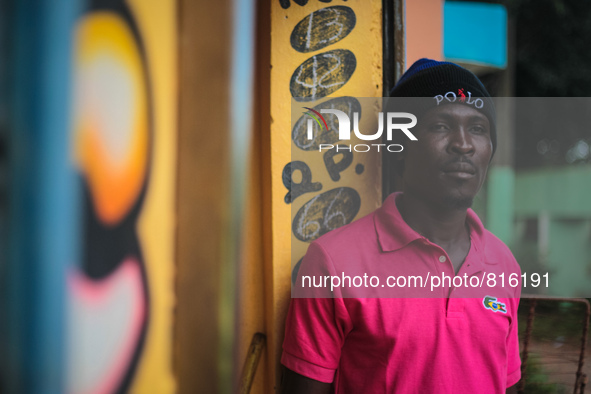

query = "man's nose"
(449, 128), (475, 155)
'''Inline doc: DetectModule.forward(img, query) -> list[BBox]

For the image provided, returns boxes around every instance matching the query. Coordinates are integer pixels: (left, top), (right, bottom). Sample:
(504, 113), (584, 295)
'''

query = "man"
(280, 59), (521, 393)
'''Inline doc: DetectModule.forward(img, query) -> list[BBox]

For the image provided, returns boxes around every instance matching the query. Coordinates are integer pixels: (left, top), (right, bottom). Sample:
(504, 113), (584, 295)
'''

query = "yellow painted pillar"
(268, 0), (383, 389)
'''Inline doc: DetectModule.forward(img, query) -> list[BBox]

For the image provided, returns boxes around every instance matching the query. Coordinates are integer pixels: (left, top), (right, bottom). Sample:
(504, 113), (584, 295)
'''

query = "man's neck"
(396, 191), (470, 253)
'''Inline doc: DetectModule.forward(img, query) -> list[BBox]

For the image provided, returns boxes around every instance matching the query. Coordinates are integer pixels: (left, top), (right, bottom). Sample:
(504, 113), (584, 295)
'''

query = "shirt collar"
(374, 192), (423, 252)
(374, 192), (487, 259)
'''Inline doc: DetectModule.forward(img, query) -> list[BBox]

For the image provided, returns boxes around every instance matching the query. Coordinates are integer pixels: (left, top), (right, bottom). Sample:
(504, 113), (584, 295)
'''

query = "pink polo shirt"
(282, 192), (521, 393)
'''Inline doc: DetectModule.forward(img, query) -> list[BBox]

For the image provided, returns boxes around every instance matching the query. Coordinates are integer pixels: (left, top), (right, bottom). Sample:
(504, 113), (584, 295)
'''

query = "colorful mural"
(69, 2), (150, 392)
(68, 0), (176, 392)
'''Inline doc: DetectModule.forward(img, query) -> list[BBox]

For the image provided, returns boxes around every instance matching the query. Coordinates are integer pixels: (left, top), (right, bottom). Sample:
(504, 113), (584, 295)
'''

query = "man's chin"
(441, 193), (474, 210)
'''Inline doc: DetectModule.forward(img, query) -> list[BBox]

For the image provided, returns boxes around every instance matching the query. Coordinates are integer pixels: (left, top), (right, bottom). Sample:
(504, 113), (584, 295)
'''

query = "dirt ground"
(521, 339), (590, 393)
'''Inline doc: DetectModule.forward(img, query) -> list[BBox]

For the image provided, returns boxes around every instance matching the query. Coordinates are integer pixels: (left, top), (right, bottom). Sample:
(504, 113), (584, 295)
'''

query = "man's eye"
(471, 125), (488, 133)
(430, 124), (449, 131)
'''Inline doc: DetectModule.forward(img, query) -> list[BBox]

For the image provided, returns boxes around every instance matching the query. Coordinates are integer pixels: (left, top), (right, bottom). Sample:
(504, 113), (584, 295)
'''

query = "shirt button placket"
(436, 254), (453, 302)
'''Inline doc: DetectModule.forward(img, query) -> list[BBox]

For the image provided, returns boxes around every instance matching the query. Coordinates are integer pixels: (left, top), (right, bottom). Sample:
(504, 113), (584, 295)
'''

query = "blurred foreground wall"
(3, 0), (177, 392)
(68, 1), (177, 392)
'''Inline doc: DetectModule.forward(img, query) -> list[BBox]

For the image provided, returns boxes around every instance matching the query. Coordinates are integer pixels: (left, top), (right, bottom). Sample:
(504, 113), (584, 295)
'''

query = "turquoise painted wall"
(511, 165), (591, 297)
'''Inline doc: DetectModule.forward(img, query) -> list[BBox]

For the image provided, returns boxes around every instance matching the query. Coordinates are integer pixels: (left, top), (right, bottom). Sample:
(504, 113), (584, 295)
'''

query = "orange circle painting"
(73, 11), (149, 226)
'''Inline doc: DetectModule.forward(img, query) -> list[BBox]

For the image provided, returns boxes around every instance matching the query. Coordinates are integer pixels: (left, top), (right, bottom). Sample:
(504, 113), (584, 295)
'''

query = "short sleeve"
(506, 271), (522, 387)
(281, 242), (353, 383)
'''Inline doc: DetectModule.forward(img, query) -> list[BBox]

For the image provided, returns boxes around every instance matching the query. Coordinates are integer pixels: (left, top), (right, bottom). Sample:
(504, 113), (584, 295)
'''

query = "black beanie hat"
(389, 58), (497, 156)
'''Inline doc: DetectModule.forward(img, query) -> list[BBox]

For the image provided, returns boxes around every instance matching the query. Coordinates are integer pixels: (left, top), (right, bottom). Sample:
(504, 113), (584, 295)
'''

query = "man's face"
(400, 103), (493, 210)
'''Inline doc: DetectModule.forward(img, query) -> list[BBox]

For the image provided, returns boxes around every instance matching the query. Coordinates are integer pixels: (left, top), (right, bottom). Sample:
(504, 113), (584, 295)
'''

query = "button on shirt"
(282, 192), (522, 393)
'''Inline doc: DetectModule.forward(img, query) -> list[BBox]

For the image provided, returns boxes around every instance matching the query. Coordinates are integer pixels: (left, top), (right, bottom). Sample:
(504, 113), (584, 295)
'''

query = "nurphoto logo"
(304, 108), (418, 153)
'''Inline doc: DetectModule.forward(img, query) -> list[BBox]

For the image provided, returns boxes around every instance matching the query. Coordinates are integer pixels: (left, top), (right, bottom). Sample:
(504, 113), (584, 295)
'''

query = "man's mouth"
(441, 162), (476, 178)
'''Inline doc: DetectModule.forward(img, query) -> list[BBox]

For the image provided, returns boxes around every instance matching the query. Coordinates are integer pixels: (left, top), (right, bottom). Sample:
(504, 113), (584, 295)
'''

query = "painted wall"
(444, 2), (507, 69)
(406, 0), (443, 65)
(269, 0), (383, 389)
(4, 1), (81, 391)
(513, 166), (591, 297)
(68, 0), (176, 392)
